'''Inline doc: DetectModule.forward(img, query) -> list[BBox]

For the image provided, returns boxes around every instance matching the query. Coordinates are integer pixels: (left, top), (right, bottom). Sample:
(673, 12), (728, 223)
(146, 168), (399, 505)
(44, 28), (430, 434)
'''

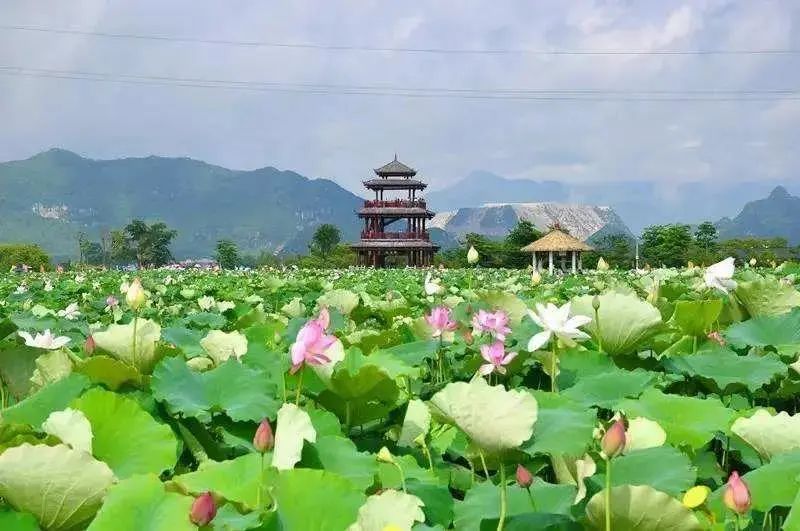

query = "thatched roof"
(520, 229), (593, 252)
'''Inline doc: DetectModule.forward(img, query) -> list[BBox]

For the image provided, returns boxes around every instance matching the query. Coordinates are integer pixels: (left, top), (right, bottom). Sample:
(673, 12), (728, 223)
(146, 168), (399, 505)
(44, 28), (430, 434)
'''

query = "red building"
(351, 156), (439, 267)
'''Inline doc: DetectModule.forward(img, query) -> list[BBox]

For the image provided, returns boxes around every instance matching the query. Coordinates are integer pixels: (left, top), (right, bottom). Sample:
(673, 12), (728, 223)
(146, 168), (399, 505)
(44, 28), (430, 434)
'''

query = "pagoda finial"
(393, 153), (398, 161)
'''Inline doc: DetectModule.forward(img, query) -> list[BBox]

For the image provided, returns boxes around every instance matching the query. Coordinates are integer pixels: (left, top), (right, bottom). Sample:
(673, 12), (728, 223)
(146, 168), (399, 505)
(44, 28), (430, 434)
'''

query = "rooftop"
(520, 228), (593, 252)
(374, 155), (417, 177)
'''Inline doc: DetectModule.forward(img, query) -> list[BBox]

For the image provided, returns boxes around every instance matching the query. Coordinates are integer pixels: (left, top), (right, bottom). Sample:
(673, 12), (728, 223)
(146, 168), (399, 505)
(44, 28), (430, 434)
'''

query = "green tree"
(310, 224), (341, 257)
(718, 237), (794, 264)
(112, 220), (178, 267)
(0, 244), (50, 271)
(694, 221), (718, 250)
(79, 239), (105, 266)
(504, 220), (543, 268)
(215, 239), (240, 269)
(640, 224), (693, 267)
(584, 234), (634, 269)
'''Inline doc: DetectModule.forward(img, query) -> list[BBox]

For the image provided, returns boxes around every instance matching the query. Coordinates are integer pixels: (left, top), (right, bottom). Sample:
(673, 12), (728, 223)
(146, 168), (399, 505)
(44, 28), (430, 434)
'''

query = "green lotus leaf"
(0, 507), (39, 531)
(571, 293), (663, 356)
(76, 355), (142, 390)
(624, 417), (666, 453)
(666, 346), (786, 392)
(735, 277), (800, 317)
(0, 443), (115, 531)
(585, 485), (701, 530)
(72, 388), (178, 479)
(92, 318), (162, 373)
(2, 373), (90, 427)
(398, 398), (431, 447)
(272, 469), (365, 530)
(454, 480), (576, 531)
(317, 359), (401, 426)
(429, 378), (537, 454)
(561, 369), (657, 408)
(301, 435), (376, 491)
(200, 329), (248, 365)
(29, 349), (73, 389)
(617, 388), (735, 449)
(523, 391), (596, 456)
(347, 489), (425, 531)
(725, 308), (800, 349)
(160, 327), (206, 358)
(151, 356), (280, 422)
(732, 409), (800, 461)
(551, 454), (596, 503)
(669, 299), (723, 336)
(589, 446), (696, 497)
(172, 453), (263, 509)
(87, 474), (194, 531)
(41, 407), (93, 453)
(0, 343), (41, 399)
(318, 289), (360, 315)
(273, 403), (317, 471)
(405, 480), (453, 528)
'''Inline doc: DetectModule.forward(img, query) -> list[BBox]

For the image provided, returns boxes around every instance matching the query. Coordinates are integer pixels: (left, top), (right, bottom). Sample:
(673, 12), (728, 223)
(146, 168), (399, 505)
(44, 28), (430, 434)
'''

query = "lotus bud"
(189, 492), (217, 526)
(84, 335), (96, 356)
(591, 295), (600, 311)
(601, 418), (626, 459)
(597, 257), (609, 271)
(749, 258), (757, 267)
(467, 246), (480, 265)
(530, 270), (541, 285)
(126, 278), (146, 310)
(377, 446), (395, 464)
(707, 331), (726, 346)
(515, 464), (534, 488)
(723, 471), (751, 514)
(253, 419), (274, 453)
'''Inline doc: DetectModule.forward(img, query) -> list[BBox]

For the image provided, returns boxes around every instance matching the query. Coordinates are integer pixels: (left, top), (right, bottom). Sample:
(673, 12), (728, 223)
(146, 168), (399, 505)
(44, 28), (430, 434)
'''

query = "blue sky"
(1, 1), (799, 193)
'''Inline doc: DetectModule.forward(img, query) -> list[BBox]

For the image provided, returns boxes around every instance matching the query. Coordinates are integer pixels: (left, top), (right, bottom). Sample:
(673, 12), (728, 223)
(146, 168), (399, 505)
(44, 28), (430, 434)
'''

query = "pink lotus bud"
(516, 464), (534, 488)
(707, 331), (726, 346)
(84, 335), (96, 356)
(253, 419), (274, 453)
(601, 418), (626, 458)
(723, 471), (751, 514)
(190, 492), (217, 526)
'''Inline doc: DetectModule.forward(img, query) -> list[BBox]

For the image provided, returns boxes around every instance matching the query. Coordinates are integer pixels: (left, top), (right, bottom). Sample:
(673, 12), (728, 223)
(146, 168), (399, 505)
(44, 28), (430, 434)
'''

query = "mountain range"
(1, 149), (799, 260)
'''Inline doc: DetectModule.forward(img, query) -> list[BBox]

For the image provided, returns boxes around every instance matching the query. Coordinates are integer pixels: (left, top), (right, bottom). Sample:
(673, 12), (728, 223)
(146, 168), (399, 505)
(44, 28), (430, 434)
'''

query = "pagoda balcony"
(360, 230), (430, 241)
(363, 199), (427, 209)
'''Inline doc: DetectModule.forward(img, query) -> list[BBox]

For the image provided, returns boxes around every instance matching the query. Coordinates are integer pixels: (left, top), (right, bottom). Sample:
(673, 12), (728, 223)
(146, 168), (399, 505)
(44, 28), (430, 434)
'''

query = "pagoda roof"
(351, 240), (439, 250)
(358, 207), (435, 218)
(520, 229), (593, 252)
(364, 178), (427, 190)
(374, 155), (417, 177)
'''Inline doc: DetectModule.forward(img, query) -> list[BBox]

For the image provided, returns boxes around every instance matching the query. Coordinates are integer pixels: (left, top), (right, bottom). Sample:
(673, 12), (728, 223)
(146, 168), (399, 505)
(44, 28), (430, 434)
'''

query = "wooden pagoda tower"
(351, 156), (439, 267)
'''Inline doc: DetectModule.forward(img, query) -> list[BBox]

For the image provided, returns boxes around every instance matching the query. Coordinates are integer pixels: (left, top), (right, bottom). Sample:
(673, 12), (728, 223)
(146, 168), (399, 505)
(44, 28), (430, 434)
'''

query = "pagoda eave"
(363, 179), (427, 190)
(358, 208), (435, 218)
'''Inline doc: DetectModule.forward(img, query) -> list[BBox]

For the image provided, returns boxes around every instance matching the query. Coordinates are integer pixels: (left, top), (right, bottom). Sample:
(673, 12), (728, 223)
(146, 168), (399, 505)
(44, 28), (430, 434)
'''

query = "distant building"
(521, 226), (593, 274)
(351, 156), (439, 267)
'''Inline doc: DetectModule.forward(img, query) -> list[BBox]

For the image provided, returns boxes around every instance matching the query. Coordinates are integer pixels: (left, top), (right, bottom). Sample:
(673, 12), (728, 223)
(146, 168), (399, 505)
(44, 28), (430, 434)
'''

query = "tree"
(215, 240), (240, 269)
(0, 244), (50, 271)
(694, 222), (718, 250)
(310, 224), (341, 257)
(504, 220), (543, 268)
(584, 234), (634, 269)
(110, 220), (178, 267)
(640, 224), (693, 267)
(79, 239), (105, 266)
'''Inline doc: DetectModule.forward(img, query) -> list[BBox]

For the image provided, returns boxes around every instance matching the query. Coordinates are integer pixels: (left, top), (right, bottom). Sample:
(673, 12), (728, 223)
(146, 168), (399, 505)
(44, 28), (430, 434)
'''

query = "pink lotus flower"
(723, 471), (751, 514)
(290, 309), (337, 374)
(478, 341), (518, 376)
(601, 418), (626, 459)
(253, 418), (274, 453)
(189, 492), (217, 526)
(516, 464), (534, 488)
(472, 309), (512, 341)
(426, 306), (457, 338)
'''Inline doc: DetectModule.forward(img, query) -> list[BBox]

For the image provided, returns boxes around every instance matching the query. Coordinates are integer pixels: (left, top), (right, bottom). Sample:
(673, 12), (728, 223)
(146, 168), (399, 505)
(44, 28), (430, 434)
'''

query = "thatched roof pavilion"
(521, 228), (593, 274)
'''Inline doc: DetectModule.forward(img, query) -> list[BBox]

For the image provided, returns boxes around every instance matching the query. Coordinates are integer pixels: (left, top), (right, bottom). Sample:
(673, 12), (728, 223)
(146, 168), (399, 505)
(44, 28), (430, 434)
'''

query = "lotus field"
(4, 260), (800, 530)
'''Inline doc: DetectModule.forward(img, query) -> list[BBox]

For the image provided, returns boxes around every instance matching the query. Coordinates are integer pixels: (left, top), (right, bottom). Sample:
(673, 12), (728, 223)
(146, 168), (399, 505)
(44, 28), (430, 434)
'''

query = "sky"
(1, 0), (799, 194)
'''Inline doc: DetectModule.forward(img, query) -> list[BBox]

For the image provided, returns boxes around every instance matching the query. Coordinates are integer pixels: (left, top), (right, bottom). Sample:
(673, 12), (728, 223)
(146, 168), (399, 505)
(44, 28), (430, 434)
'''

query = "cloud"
(0, 0), (798, 193)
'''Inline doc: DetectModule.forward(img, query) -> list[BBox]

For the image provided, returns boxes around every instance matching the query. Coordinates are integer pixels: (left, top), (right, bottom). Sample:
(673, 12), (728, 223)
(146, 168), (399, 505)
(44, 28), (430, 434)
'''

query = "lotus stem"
(497, 464), (507, 531)
(594, 306), (603, 353)
(256, 452), (264, 509)
(295, 367), (304, 405)
(526, 486), (536, 511)
(131, 313), (138, 369)
(550, 342), (559, 393)
(393, 461), (407, 493)
(478, 449), (490, 480)
(605, 458), (612, 531)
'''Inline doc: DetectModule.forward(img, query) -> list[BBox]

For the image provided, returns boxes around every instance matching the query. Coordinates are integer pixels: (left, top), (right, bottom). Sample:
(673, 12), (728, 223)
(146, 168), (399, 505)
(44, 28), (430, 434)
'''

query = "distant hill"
(0, 149), (363, 260)
(717, 186), (800, 244)
(431, 202), (631, 243)
(427, 171), (794, 233)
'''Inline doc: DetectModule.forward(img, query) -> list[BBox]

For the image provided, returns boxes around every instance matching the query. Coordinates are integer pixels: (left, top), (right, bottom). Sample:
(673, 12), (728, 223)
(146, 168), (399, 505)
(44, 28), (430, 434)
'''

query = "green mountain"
(716, 186), (800, 244)
(0, 149), (366, 260)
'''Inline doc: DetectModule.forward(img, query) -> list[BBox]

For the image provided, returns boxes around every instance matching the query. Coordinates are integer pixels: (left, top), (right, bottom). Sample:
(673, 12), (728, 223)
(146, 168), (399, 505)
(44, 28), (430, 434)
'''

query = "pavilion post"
(571, 251), (577, 273)
(548, 251), (554, 275)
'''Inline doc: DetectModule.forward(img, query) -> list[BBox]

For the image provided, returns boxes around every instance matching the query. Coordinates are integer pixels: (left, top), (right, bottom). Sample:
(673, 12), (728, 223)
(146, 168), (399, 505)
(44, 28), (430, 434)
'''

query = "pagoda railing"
(363, 199), (426, 209)
(360, 231), (430, 241)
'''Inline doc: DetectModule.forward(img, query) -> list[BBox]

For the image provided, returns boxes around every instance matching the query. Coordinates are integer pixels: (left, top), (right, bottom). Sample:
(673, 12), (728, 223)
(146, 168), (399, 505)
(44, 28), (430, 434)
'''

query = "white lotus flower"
(57, 302), (81, 320)
(18, 329), (71, 350)
(424, 272), (444, 296)
(467, 246), (480, 265)
(44, 281), (53, 292)
(704, 257), (737, 294)
(527, 302), (592, 351)
(197, 295), (215, 311)
(74, 274), (86, 283)
(14, 284), (28, 294)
